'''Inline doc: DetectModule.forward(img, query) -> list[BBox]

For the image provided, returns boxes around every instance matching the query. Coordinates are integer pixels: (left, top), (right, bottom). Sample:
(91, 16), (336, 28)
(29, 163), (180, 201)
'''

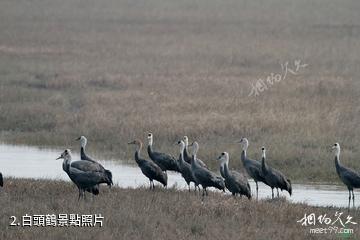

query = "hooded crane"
(332, 142), (360, 208)
(177, 140), (199, 191)
(147, 133), (179, 172)
(128, 139), (167, 189)
(238, 138), (268, 199)
(182, 136), (207, 168)
(76, 136), (113, 186)
(56, 149), (112, 200)
(261, 147), (292, 199)
(217, 152), (251, 199)
(57, 149), (99, 198)
(0, 172), (3, 187)
(189, 141), (225, 199)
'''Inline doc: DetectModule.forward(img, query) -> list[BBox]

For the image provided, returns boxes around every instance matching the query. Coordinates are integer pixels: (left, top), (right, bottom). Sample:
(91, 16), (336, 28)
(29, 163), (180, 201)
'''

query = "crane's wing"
(341, 167), (360, 188)
(69, 167), (108, 186)
(230, 170), (249, 185)
(247, 162), (265, 182)
(71, 160), (103, 173)
(153, 151), (179, 171)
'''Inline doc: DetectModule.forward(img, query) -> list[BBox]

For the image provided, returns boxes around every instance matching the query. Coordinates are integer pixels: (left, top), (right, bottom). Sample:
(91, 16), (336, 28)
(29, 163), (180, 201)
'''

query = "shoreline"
(0, 140), (345, 184)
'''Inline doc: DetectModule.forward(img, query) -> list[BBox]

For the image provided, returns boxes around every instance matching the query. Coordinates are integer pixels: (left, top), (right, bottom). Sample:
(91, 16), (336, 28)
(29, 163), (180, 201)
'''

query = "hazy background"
(0, 0), (359, 182)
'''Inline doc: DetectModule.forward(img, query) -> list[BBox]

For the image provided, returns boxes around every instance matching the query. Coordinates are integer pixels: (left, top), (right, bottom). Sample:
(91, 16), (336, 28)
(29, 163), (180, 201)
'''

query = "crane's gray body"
(220, 164), (251, 199)
(335, 156), (360, 190)
(191, 156), (225, 195)
(261, 156), (292, 198)
(335, 153), (360, 208)
(178, 153), (198, 190)
(60, 151), (112, 199)
(147, 145), (180, 172)
(135, 149), (168, 188)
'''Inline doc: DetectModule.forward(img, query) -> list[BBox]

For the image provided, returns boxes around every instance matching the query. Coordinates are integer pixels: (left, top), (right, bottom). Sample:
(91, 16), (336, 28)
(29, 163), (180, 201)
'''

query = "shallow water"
(0, 144), (352, 208)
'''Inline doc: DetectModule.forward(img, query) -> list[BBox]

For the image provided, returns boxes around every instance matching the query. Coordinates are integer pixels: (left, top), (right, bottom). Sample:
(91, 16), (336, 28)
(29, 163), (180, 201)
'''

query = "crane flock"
(0, 134), (358, 208)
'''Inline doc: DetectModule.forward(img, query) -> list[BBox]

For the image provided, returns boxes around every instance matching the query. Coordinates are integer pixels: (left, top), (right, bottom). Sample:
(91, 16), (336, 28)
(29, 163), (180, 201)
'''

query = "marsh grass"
(0, 0), (359, 182)
(1, 178), (360, 240)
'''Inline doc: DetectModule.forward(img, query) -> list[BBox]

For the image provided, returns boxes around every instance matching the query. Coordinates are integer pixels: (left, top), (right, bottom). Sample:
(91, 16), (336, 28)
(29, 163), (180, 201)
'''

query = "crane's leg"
(78, 188), (82, 201)
(196, 184), (201, 194)
(149, 179), (152, 190)
(352, 190), (355, 208)
(271, 188), (274, 199)
(79, 189), (84, 201)
(188, 183), (191, 192)
(277, 188), (279, 198)
(348, 189), (351, 210)
(152, 181), (156, 190)
(255, 181), (259, 200)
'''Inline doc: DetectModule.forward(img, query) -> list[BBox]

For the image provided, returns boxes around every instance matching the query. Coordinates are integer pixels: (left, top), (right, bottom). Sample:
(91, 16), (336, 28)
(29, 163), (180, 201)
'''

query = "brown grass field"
(0, 0), (359, 183)
(0, 178), (359, 240)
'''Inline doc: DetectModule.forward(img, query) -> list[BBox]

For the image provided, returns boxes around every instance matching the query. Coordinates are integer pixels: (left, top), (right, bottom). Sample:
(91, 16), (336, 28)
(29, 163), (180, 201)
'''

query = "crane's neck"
(62, 156), (72, 173)
(335, 147), (340, 160)
(192, 143), (199, 157)
(219, 162), (225, 178)
(179, 143), (185, 163)
(223, 158), (230, 178)
(191, 153), (199, 168)
(148, 136), (153, 147)
(241, 140), (249, 162)
(179, 152), (185, 164)
(179, 142), (185, 155)
(147, 136), (154, 156)
(334, 148), (341, 175)
(243, 139), (249, 151)
(184, 138), (189, 147)
(79, 137), (87, 159)
(183, 145), (190, 160)
(241, 149), (247, 163)
(261, 152), (268, 173)
(80, 146), (87, 159)
(135, 143), (143, 163)
(80, 137), (87, 148)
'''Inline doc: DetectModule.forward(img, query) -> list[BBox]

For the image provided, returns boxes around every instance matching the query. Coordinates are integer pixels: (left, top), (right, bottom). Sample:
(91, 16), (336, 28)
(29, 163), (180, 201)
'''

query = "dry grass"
(1, 178), (360, 240)
(0, 0), (360, 182)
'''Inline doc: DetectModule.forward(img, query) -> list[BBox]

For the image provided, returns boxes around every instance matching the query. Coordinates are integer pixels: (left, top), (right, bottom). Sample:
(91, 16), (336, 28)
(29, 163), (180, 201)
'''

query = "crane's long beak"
(56, 155), (62, 160)
(75, 137), (81, 141)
